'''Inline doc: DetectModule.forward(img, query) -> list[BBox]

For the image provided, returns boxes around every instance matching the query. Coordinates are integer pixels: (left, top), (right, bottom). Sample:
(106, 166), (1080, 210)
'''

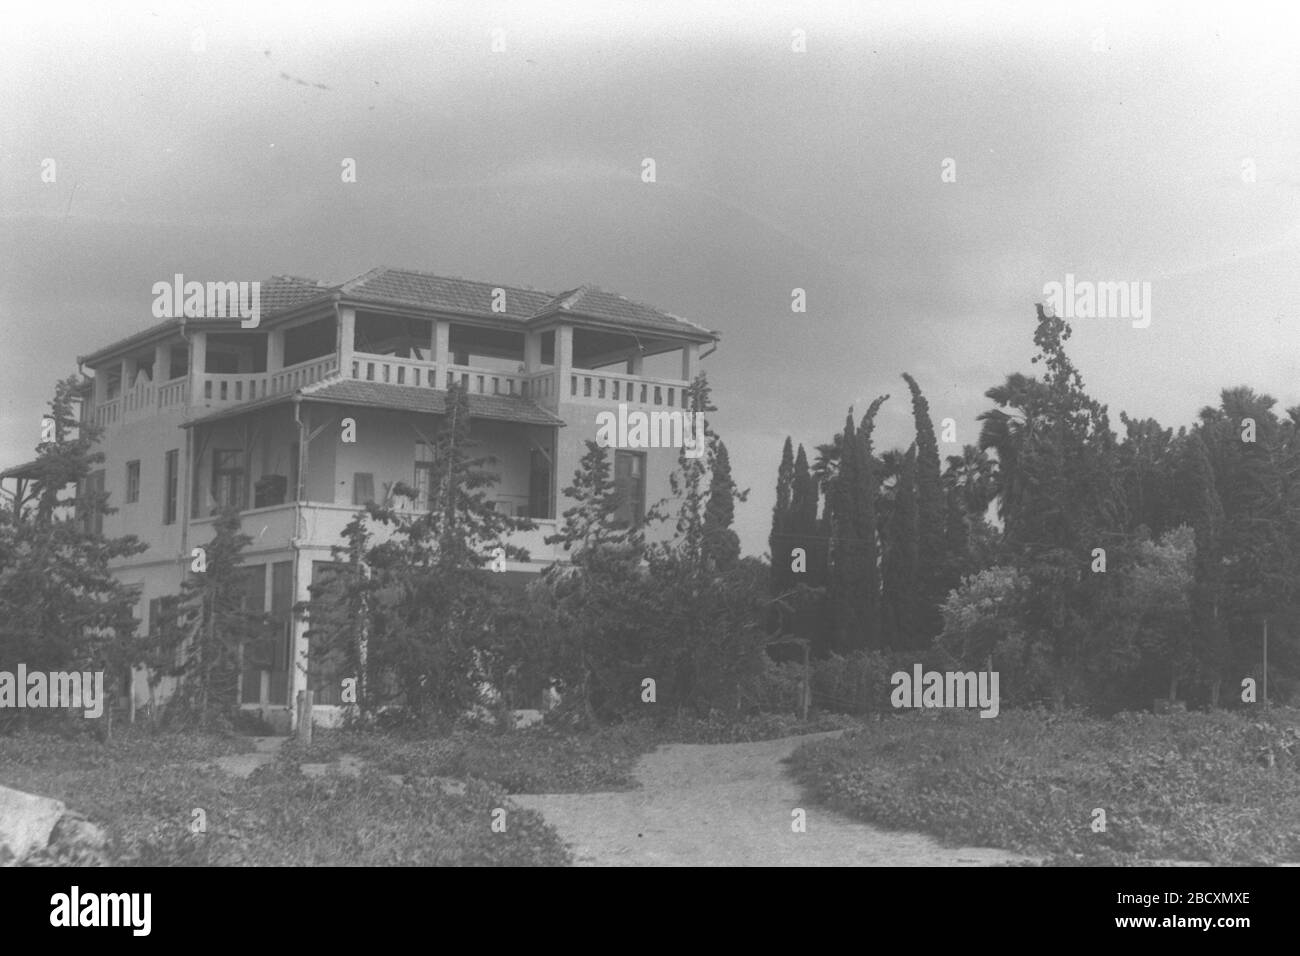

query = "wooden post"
(296, 689), (313, 745)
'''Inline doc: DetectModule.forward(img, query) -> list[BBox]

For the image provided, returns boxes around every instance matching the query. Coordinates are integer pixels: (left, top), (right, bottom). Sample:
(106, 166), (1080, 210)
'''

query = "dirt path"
(512, 731), (1035, 866)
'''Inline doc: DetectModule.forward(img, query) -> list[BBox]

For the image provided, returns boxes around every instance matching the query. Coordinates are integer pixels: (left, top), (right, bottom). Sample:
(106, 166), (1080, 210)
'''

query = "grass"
(0, 724), (569, 866)
(2, 708), (862, 865)
(786, 705), (1300, 865)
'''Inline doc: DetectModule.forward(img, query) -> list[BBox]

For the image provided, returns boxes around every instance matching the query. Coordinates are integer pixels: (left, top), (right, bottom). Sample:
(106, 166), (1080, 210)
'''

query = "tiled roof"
(334, 267), (554, 321)
(529, 285), (714, 335)
(303, 379), (564, 426)
(260, 275), (333, 314)
(83, 267), (715, 365)
(183, 377), (564, 428)
(329, 268), (716, 337)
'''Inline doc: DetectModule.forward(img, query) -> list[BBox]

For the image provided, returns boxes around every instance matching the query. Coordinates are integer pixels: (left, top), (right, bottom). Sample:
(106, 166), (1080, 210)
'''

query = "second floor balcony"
(87, 299), (708, 431)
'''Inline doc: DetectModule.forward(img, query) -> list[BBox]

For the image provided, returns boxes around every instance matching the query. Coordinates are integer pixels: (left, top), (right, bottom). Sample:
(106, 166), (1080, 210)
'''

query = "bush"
(788, 705), (1300, 864)
(753, 658), (806, 715)
(811, 650), (924, 714)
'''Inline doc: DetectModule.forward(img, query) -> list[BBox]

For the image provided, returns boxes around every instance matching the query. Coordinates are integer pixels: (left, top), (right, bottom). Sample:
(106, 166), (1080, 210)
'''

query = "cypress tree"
(769, 437), (795, 599)
(903, 373), (947, 640)
(702, 439), (741, 571)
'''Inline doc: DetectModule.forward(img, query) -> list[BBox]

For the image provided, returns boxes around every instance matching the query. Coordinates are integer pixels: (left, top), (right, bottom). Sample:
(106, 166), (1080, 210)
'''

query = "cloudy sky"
(3, 0), (1299, 556)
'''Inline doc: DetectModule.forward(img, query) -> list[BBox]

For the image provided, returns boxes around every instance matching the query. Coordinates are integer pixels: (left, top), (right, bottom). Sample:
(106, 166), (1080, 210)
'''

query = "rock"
(50, 813), (108, 851)
(0, 786), (66, 864)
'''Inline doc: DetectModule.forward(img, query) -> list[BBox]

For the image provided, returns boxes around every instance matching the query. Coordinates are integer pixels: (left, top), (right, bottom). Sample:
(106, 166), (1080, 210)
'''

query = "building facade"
(22, 269), (718, 730)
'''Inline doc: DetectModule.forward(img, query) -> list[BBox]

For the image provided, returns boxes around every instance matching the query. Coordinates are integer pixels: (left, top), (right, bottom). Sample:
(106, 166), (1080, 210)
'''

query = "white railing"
(348, 354), (438, 389)
(191, 501), (562, 565)
(87, 348), (688, 429)
(566, 369), (688, 408)
(91, 398), (121, 428)
(197, 355), (338, 407)
(443, 364), (526, 398)
(158, 378), (189, 408)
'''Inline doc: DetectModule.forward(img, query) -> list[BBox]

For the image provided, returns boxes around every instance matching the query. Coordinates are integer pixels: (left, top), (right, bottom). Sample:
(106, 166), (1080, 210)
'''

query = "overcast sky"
(3, 0), (1299, 556)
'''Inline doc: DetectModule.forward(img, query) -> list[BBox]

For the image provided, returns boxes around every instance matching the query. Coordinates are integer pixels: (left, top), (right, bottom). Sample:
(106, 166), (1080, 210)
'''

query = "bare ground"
(512, 730), (1036, 866)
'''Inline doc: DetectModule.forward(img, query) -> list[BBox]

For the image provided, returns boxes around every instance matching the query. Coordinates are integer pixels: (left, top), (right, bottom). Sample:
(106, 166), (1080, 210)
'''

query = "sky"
(2, 0), (1299, 557)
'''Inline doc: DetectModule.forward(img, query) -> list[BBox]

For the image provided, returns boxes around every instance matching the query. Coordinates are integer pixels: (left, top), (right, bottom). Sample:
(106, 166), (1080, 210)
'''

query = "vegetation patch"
(1, 726), (569, 866)
(787, 706), (1300, 865)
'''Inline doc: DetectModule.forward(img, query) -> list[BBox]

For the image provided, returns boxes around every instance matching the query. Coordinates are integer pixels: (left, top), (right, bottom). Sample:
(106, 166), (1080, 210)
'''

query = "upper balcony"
(81, 270), (719, 431)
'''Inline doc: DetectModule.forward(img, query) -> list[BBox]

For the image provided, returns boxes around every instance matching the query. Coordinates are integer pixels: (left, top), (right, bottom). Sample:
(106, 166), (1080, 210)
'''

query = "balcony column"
(122, 356), (138, 392)
(190, 331), (208, 402)
(627, 350), (644, 375)
(555, 326), (575, 401)
(338, 307), (356, 379)
(433, 320), (450, 386)
(523, 331), (542, 371)
(681, 342), (699, 382)
(92, 366), (108, 404)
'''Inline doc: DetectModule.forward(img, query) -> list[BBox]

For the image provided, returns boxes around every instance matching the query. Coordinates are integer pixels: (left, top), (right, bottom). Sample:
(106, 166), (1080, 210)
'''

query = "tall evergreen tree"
(881, 445), (919, 648)
(769, 437), (796, 600)
(0, 376), (146, 735)
(903, 373), (947, 639)
(702, 439), (741, 571)
(828, 397), (888, 652)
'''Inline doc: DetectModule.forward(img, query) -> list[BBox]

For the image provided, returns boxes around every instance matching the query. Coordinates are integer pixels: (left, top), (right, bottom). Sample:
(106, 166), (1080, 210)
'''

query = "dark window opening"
(212, 449), (246, 512)
(164, 449), (178, 524)
(353, 472), (375, 506)
(528, 448), (553, 520)
(613, 451), (645, 527)
(125, 460), (140, 503)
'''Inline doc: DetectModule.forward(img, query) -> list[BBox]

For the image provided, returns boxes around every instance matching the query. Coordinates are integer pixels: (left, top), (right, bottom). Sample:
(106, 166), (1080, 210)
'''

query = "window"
(163, 450), (178, 524)
(212, 449), (245, 512)
(268, 561), (293, 706)
(125, 460), (141, 503)
(353, 472), (375, 506)
(613, 451), (645, 527)
(529, 447), (553, 519)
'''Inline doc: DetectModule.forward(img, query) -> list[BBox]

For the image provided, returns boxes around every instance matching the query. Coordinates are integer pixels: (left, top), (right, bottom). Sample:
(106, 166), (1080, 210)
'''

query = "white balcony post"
(681, 342), (699, 382)
(555, 326), (574, 401)
(338, 307), (356, 378)
(524, 331), (542, 371)
(434, 321), (450, 384)
(190, 331), (208, 402)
